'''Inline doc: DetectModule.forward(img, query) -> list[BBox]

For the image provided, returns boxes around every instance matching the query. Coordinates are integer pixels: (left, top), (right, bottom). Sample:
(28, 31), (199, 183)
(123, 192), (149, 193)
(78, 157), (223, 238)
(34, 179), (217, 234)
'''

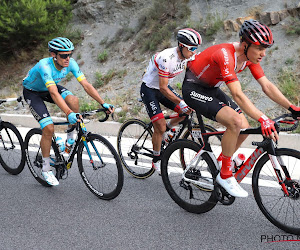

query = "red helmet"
(239, 19), (274, 48)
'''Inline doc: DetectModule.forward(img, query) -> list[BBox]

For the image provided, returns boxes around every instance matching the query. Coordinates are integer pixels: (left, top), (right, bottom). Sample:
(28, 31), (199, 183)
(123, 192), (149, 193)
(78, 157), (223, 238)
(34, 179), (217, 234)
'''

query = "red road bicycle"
(161, 113), (300, 235)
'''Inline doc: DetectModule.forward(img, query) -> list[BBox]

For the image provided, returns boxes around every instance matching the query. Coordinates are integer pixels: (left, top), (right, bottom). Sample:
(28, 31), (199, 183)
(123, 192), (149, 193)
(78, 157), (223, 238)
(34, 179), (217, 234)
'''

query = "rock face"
(224, 6), (300, 32)
(72, 0), (140, 23)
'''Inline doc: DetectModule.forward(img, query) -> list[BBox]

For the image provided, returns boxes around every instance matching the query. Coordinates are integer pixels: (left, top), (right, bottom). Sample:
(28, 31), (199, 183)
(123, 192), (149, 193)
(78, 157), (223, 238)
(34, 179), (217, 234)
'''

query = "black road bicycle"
(161, 113), (300, 235)
(0, 96), (25, 175)
(24, 109), (124, 200)
(117, 111), (222, 178)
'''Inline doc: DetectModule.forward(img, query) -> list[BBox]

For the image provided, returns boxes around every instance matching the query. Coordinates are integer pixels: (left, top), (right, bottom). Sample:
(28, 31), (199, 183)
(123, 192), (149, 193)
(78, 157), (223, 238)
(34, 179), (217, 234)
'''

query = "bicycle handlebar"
(0, 96), (23, 105)
(80, 108), (112, 122)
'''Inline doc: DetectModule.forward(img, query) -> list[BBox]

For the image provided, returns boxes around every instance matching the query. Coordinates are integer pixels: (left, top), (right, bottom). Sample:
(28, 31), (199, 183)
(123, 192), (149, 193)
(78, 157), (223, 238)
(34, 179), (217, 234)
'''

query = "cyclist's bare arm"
(159, 77), (182, 104)
(48, 85), (73, 115)
(227, 80), (278, 140)
(79, 78), (114, 113)
(227, 81), (263, 120)
(257, 76), (292, 109)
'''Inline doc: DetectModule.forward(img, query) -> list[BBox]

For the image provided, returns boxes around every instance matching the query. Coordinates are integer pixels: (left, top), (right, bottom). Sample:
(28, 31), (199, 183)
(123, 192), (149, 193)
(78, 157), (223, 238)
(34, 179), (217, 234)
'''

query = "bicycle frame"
(182, 115), (298, 196)
(132, 113), (194, 159)
(51, 119), (102, 178)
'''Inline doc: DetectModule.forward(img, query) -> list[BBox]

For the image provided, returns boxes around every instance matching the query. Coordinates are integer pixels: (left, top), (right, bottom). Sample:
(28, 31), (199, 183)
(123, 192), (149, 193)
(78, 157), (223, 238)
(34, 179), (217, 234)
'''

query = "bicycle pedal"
(185, 168), (201, 181)
(214, 182), (235, 206)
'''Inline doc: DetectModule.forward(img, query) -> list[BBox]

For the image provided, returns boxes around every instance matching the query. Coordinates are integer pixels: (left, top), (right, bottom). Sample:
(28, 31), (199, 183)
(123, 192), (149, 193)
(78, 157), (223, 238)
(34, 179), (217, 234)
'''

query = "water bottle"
(232, 153), (245, 172)
(164, 128), (176, 146)
(55, 136), (65, 154)
(65, 138), (75, 154)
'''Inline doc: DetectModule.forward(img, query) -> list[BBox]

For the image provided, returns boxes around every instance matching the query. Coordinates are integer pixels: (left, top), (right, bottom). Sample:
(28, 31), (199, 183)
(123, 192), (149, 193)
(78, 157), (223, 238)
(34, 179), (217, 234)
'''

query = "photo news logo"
(261, 234), (300, 243)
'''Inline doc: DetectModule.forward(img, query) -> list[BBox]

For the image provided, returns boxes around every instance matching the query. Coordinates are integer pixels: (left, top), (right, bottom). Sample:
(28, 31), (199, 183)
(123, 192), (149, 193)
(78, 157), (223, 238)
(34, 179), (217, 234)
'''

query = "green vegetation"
(285, 58), (294, 65)
(285, 17), (300, 36)
(94, 69), (127, 88)
(175, 82), (182, 90)
(277, 67), (300, 105)
(187, 11), (226, 41)
(0, 0), (72, 57)
(97, 50), (108, 63)
(135, 0), (191, 52)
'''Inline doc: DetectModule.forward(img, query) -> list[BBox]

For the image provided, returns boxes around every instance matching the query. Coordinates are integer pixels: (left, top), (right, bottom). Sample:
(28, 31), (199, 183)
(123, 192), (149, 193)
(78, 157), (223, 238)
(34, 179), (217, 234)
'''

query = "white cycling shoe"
(152, 160), (161, 175)
(216, 173), (248, 198)
(42, 170), (59, 186)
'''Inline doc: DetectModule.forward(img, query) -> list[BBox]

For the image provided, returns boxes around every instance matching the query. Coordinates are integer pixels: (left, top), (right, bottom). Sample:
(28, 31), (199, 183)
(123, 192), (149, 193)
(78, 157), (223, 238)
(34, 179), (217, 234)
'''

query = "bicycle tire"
(161, 139), (218, 214)
(252, 148), (300, 235)
(181, 124), (222, 169)
(77, 133), (124, 200)
(24, 128), (56, 187)
(117, 119), (155, 179)
(0, 121), (25, 175)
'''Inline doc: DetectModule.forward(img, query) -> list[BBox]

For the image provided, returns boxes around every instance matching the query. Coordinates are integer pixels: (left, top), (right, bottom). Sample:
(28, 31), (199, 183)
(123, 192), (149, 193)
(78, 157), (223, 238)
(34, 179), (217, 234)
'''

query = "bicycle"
(0, 96), (26, 175)
(24, 108), (124, 200)
(117, 111), (222, 179)
(160, 113), (300, 235)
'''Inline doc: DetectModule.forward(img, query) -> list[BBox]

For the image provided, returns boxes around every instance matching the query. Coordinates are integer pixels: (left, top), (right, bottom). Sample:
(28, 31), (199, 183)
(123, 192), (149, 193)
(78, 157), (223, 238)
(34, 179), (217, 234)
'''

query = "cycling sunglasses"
(185, 45), (198, 52)
(58, 53), (73, 59)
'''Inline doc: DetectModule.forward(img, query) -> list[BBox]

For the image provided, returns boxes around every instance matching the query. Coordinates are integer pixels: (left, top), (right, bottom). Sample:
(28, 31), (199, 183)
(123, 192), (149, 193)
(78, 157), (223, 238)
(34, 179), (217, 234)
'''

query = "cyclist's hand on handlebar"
(67, 112), (80, 124)
(179, 100), (191, 114)
(258, 115), (278, 141)
(288, 105), (300, 120)
(102, 103), (114, 114)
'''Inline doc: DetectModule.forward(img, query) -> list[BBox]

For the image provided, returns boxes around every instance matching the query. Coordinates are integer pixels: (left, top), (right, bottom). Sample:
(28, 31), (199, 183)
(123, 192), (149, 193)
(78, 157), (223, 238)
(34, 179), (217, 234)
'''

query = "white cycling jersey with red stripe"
(142, 47), (188, 89)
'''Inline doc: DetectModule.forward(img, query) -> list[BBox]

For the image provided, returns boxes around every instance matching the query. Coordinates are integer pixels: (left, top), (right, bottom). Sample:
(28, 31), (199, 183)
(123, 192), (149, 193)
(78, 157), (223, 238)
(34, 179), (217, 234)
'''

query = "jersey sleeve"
(38, 61), (56, 89)
(154, 53), (171, 78)
(247, 62), (265, 80)
(212, 48), (238, 85)
(69, 59), (86, 82)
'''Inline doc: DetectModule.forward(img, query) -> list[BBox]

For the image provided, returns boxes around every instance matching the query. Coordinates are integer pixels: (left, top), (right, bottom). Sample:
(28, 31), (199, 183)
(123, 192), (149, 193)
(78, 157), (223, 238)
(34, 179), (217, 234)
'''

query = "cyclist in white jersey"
(140, 28), (202, 174)
(23, 37), (114, 186)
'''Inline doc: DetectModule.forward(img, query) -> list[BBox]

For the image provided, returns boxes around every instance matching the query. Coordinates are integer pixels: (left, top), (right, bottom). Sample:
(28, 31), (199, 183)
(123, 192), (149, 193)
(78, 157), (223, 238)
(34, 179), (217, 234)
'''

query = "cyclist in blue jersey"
(23, 37), (114, 186)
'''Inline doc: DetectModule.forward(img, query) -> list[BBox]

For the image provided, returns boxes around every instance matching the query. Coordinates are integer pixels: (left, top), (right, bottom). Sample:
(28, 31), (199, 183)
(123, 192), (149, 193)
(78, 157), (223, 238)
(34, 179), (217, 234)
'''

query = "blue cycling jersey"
(23, 57), (85, 92)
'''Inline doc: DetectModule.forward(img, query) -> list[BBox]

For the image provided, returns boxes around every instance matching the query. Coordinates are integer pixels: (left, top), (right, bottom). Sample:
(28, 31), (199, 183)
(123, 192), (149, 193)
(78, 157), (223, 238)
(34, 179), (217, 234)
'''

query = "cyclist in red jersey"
(182, 19), (300, 197)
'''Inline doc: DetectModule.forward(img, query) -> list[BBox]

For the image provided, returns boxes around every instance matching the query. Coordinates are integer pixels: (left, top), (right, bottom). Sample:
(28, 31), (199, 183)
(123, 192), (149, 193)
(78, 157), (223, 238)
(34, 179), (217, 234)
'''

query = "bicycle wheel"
(181, 124), (222, 169)
(161, 139), (218, 214)
(77, 133), (124, 200)
(117, 119), (155, 178)
(24, 128), (57, 187)
(252, 148), (300, 235)
(0, 121), (25, 174)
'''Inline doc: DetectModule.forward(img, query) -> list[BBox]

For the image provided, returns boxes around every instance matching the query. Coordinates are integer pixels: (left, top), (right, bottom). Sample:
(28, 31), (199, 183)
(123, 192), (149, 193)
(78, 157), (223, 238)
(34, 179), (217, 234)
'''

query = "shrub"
(0, 0), (72, 56)
(278, 67), (300, 105)
(135, 0), (191, 52)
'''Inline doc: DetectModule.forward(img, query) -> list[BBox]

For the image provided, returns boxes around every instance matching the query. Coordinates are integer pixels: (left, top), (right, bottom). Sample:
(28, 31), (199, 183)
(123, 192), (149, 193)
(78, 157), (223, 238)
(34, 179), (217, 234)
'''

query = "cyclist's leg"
(182, 82), (247, 197)
(214, 89), (249, 152)
(23, 88), (58, 185)
(58, 85), (79, 112)
(140, 83), (166, 172)
(57, 85), (78, 140)
(159, 85), (186, 127)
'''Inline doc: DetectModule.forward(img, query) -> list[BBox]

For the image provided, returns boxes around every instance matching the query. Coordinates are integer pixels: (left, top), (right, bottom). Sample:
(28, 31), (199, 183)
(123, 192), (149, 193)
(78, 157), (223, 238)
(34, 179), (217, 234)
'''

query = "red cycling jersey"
(187, 43), (265, 87)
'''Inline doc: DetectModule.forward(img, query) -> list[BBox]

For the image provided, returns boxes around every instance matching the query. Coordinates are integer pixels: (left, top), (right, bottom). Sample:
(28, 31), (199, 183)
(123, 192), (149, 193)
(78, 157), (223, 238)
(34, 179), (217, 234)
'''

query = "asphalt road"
(0, 128), (299, 249)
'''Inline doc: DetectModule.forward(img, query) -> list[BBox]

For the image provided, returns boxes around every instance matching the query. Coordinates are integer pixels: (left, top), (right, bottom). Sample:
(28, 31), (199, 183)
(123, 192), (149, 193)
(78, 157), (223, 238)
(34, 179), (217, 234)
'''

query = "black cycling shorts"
(140, 82), (182, 122)
(182, 81), (241, 121)
(23, 85), (73, 129)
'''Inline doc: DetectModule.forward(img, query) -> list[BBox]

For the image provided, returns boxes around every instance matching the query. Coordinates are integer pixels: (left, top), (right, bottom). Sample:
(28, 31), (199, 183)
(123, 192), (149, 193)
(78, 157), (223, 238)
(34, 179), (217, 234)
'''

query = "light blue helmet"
(48, 37), (74, 52)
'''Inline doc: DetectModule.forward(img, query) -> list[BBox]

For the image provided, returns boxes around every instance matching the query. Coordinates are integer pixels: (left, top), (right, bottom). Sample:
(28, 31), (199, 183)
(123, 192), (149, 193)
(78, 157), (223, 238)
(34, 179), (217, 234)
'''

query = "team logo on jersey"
(190, 91), (213, 102)
(149, 101), (157, 114)
(43, 113), (48, 118)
